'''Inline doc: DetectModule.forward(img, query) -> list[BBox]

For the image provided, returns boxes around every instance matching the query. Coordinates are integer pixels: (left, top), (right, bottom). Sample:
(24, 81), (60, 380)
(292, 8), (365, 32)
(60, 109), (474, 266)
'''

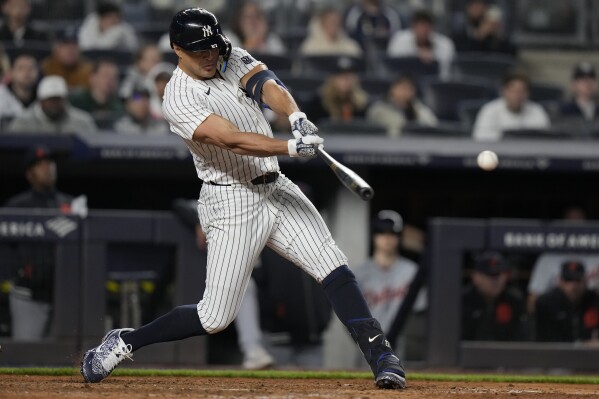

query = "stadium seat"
(318, 118), (387, 136)
(4, 42), (51, 63)
(421, 78), (497, 121)
(359, 76), (393, 101)
(82, 49), (133, 68)
(454, 52), (517, 83)
(278, 73), (324, 108)
(383, 56), (439, 79)
(249, 52), (292, 73)
(501, 128), (573, 140)
(301, 55), (366, 75)
(401, 122), (471, 138)
(457, 99), (489, 128)
(529, 82), (565, 103)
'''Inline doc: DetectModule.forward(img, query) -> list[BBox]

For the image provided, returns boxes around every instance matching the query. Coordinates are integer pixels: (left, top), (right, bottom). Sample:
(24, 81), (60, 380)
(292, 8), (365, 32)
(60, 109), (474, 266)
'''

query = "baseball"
(477, 150), (498, 171)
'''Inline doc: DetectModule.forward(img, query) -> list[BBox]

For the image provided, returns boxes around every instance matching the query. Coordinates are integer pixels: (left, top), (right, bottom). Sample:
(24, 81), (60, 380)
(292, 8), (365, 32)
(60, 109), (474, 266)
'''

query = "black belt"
(206, 172), (279, 186)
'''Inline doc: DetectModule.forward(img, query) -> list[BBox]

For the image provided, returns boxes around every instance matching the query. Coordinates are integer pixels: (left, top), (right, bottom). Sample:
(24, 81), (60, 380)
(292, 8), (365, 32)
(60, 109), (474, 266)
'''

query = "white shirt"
(162, 47), (279, 184)
(386, 30), (456, 79)
(78, 13), (139, 51)
(0, 84), (26, 120)
(472, 98), (551, 141)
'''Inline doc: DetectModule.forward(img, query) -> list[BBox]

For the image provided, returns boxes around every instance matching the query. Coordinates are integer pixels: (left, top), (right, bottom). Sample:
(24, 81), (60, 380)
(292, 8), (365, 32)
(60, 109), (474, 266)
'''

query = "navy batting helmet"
(169, 8), (232, 59)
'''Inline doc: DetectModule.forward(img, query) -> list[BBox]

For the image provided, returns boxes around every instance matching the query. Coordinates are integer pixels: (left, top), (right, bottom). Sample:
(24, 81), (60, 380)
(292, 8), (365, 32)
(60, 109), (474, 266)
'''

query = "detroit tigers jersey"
(162, 47), (279, 184)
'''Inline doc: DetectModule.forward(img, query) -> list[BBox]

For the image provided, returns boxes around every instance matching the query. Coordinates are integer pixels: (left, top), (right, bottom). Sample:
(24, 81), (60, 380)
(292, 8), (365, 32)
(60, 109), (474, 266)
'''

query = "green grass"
(0, 368), (598, 384)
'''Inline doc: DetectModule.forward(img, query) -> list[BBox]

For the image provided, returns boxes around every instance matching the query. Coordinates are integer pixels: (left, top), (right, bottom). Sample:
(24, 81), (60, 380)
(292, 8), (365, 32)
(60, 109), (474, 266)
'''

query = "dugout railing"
(0, 209), (207, 367)
(427, 218), (599, 370)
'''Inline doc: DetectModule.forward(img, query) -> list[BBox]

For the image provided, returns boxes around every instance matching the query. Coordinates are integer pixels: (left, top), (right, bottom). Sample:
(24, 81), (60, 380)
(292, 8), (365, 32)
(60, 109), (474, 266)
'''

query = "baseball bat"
(316, 147), (374, 201)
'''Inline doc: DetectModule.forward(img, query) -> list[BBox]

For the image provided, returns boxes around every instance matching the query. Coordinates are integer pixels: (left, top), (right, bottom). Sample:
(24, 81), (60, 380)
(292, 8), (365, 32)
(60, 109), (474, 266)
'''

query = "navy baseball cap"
(24, 146), (54, 169)
(474, 251), (507, 276)
(56, 26), (79, 43)
(372, 210), (403, 235)
(572, 62), (596, 80)
(561, 261), (585, 281)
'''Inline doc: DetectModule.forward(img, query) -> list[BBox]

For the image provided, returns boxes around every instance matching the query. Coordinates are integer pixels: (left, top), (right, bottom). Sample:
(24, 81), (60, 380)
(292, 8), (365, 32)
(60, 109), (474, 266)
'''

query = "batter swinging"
(80, 8), (406, 390)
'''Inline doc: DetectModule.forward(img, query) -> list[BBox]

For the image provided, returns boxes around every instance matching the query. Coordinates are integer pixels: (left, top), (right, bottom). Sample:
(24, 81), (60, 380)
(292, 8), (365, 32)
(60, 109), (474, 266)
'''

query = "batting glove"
(288, 136), (324, 159)
(289, 111), (319, 139)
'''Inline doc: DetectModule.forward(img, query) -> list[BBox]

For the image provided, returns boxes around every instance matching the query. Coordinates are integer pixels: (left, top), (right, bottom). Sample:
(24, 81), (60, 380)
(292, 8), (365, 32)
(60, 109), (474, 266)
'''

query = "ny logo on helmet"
(202, 25), (213, 38)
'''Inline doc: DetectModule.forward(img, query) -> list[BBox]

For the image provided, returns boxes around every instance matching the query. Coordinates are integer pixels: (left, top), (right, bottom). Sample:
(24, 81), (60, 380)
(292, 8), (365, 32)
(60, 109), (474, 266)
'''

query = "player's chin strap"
(246, 69), (286, 107)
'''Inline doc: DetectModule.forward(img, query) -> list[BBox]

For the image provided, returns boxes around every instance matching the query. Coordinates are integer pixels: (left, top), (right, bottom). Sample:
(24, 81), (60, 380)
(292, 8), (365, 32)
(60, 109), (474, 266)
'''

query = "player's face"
(472, 271), (506, 299)
(26, 159), (57, 191)
(174, 46), (220, 80)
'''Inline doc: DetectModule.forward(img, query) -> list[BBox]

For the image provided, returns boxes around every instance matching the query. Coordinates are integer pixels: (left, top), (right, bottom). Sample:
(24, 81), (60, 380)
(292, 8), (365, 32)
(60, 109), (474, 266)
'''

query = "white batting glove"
(288, 136), (324, 159)
(289, 111), (319, 139)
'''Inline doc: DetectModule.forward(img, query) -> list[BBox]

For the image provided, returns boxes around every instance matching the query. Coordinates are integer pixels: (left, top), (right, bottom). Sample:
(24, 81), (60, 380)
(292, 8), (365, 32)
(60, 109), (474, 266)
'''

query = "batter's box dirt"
(1, 376), (599, 398)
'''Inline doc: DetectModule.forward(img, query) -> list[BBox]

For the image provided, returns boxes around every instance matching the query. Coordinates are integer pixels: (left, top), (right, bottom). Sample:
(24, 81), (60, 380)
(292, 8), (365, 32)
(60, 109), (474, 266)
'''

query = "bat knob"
(359, 187), (374, 201)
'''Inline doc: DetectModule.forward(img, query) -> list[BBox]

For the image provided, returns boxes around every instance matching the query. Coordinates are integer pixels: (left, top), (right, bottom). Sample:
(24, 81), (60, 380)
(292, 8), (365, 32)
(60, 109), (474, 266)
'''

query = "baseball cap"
(334, 56), (358, 74)
(560, 261), (585, 281)
(23, 146), (54, 170)
(474, 251), (507, 276)
(572, 61), (596, 80)
(56, 26), (79, 43)
(372, 210), (403, 235)
(37, 76), (68, 100)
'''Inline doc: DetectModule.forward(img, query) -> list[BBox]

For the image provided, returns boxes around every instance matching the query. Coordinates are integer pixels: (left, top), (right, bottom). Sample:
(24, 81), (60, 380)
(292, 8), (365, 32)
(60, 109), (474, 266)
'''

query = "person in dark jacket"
(462, 251), (527, 341)
(559, 62), (599, 122)
(535, 261), (599, 342)
(3, 146), (74, 340)
(0, 0), (46, 47)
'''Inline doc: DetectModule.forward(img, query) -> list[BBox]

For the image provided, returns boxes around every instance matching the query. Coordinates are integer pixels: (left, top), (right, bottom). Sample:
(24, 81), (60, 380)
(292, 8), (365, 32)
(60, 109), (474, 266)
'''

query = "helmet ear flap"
(217, 34), (232, 73)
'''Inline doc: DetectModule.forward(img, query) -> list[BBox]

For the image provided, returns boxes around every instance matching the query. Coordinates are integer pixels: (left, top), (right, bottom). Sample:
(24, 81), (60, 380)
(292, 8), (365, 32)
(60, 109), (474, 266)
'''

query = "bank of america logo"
(45, 217), (77, 238)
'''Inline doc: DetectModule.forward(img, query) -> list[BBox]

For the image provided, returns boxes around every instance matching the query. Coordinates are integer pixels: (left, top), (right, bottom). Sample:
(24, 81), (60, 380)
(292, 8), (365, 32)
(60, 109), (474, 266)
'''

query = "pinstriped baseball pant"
(196, 174), (347, 333)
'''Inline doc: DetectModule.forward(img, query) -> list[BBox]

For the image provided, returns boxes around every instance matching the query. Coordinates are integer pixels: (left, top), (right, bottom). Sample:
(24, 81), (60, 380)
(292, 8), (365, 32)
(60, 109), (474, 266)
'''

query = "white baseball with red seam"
(477, 150), (498, 171)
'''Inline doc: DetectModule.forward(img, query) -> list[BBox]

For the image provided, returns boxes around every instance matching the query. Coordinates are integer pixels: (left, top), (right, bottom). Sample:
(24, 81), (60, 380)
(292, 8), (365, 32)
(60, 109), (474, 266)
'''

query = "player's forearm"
(198, 131), (289, 157)
(261, 80), (300, 118)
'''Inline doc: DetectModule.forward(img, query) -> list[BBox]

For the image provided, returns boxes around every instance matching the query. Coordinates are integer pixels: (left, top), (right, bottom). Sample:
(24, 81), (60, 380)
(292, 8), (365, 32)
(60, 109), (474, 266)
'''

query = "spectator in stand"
(0, 0), (46, 47)
(366, 74), (437, 137)
(42, 27), (93, 90)
(0, 53), (38, 128)
(78, 1), (139, 51)
(8, 75), (97, 134)
(146, 62), (175, 120)
(535, 261), (599, 342)
(3, 146), (80, 340)
(228, 1), (286, 55)
(344, 0), (403, 51)
(120, 44), (162, 99)
(473, 71), (550, 141)
(305, 56), (369, 123)
(114, 86), (168, 135)
(560, 62), (599, 122)
(452, 0), (516, 55)
(462, 251), (527, 341)
(299, 6), (363, 57)
(69, 59), (123, 129)
(387, 9), (456, 79)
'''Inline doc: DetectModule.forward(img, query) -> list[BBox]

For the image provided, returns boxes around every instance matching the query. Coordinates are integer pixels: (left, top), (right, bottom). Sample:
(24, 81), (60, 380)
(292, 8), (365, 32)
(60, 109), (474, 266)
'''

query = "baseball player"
(80, 8), (406, 390)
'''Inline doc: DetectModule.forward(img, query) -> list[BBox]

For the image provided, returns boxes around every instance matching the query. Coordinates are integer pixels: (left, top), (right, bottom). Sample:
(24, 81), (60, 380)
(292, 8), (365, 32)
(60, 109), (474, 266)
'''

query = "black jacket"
(535, 287), (599, 342)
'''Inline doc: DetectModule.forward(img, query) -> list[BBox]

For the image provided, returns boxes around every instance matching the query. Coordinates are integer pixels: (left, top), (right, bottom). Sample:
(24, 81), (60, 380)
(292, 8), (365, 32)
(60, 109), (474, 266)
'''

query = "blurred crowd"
(0, 0), (596, 140)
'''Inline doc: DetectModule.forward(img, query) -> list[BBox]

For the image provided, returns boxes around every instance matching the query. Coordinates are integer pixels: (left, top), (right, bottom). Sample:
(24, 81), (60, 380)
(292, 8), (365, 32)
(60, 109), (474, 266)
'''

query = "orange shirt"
(41, 57), (93, 89)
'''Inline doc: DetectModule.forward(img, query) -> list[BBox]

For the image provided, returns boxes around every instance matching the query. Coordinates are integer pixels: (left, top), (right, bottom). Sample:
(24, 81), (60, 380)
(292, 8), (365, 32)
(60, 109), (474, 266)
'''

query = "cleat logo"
(368, 334), (382, 343)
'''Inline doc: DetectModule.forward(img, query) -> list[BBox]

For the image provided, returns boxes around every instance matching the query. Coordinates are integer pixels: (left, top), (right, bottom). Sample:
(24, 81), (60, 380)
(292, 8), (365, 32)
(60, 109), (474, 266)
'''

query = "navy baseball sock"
(121, 304), (206, 352)
(322, 265), (372, 324)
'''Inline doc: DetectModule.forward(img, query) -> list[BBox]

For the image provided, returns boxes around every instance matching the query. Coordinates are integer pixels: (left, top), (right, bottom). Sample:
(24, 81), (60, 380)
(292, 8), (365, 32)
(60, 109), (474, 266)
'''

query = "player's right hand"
(289, 112), (319, 139)
(288, 136), (324, 159)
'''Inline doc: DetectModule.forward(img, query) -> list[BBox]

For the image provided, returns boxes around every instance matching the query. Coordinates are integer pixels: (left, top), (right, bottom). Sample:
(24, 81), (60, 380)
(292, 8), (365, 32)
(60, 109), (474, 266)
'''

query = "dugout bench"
(0, 209), (207, 367)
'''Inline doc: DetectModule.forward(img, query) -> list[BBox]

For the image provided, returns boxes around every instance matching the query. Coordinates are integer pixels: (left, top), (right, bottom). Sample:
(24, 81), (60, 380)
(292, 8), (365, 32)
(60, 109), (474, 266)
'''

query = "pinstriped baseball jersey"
(162, 48), (348, 334)
(162, 48), (279, 185)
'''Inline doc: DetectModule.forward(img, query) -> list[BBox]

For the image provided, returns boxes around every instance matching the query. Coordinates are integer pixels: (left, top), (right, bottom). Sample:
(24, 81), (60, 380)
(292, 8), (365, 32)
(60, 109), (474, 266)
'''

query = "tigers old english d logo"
(202, 25), (213, 37)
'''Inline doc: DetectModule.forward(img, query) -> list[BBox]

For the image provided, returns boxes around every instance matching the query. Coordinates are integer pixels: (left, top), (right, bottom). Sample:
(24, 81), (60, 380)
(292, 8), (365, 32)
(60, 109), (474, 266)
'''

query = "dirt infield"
(1, 376), (599, 398)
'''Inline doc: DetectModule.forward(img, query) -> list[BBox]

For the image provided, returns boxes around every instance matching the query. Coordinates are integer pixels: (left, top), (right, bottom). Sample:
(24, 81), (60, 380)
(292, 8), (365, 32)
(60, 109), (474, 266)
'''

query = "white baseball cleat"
(242, 346), (275, 370)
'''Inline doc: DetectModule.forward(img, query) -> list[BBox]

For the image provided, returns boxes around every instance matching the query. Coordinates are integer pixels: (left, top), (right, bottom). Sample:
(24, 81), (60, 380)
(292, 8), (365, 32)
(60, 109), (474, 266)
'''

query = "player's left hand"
(289, 112), (319, 139)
